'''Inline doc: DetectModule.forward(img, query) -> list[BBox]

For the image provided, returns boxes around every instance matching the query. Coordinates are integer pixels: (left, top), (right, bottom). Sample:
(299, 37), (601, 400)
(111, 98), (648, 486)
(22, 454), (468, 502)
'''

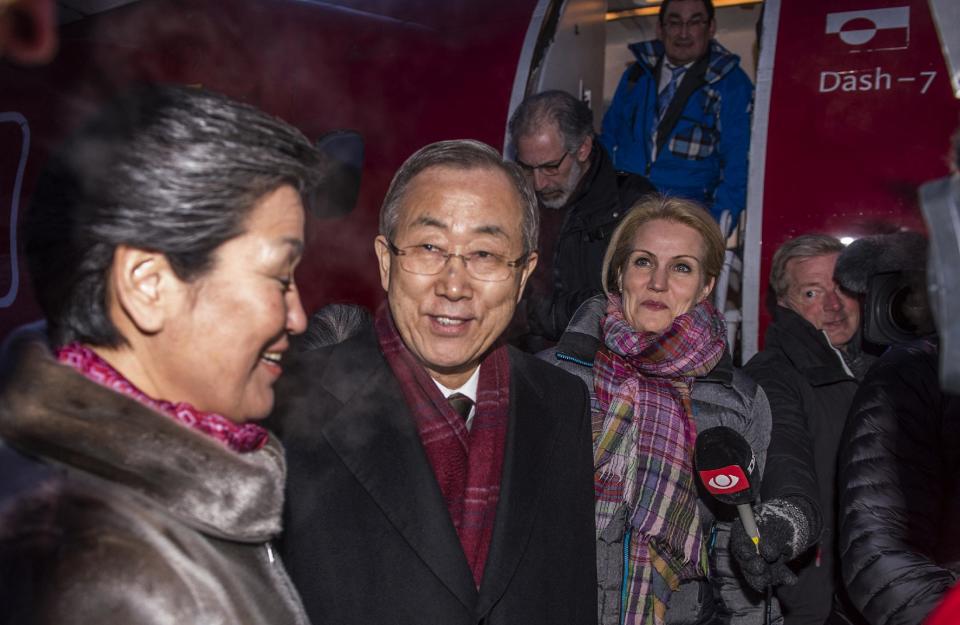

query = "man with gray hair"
(270, 139), (597, 625)
(509, 90), (653, 345)
(743, 234), (873, 625)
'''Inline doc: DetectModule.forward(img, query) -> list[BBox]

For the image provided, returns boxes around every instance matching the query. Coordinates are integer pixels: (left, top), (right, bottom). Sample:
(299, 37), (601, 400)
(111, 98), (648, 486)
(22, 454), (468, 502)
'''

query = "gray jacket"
(0, 337), (309, 625)
(540, 295), (778, 625)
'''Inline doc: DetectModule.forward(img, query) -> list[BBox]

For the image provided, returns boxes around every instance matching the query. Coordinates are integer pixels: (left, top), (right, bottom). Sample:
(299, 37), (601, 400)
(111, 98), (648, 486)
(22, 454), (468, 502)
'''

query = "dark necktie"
(447, 392), (474, 422)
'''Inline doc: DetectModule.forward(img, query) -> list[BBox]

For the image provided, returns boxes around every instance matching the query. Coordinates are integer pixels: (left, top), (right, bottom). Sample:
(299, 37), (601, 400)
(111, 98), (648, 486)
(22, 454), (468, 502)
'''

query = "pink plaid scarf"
(56, 343), (268, 453)
(593, 296), (726, 625)
(374, 304), (510, 587)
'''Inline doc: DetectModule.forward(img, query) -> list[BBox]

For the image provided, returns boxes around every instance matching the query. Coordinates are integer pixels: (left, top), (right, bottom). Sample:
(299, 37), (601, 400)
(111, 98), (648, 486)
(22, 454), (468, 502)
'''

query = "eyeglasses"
(387, 241), (527, 282)
(663, 16), (709, 33)
(516, 151), (570, 177)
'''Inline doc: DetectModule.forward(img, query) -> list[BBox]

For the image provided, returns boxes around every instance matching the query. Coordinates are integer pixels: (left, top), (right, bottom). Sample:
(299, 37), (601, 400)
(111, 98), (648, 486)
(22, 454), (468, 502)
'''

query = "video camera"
(835, 231), (935, 347)
(862, 269), (934, 345)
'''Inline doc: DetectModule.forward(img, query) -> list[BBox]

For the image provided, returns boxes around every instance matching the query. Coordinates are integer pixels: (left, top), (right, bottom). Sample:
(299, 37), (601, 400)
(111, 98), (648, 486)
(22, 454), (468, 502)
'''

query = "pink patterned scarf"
(593, 296), (727, 625)
(56, 343), (268, 453)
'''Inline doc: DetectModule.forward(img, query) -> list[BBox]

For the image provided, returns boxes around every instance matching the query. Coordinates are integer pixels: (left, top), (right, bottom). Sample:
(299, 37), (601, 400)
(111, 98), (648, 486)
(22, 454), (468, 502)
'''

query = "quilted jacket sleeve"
(711, 69), (752, 229)
(739, 370), (771, 478)
(837, 342), (960, 625)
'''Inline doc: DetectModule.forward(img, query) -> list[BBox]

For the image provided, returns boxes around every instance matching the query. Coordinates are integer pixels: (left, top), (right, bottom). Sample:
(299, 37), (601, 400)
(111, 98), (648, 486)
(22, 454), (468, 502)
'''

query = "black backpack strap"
(654, 53), (710, 156)
(625, 61), (645, 92)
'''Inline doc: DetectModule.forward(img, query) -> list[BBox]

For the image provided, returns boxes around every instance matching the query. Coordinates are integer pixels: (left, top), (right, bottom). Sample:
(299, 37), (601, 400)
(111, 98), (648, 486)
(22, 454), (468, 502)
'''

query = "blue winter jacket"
(600, 39), (753, 225)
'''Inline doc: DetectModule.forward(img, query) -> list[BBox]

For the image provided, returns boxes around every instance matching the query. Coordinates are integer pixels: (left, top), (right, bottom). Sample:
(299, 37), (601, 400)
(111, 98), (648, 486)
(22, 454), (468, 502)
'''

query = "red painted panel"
(0, 0), (537, 339)
(757, 0), (960, 340)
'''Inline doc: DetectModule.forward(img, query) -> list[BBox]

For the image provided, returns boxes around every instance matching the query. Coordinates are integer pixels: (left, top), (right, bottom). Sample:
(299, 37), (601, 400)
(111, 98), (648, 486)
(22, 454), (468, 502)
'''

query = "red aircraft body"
(1, 0), (958, 362)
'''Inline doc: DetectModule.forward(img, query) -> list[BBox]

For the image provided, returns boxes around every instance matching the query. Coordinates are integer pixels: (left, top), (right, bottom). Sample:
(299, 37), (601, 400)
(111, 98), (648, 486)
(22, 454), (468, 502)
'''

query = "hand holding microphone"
(728, 498), (811, 592)
(694, 427), (816, 593)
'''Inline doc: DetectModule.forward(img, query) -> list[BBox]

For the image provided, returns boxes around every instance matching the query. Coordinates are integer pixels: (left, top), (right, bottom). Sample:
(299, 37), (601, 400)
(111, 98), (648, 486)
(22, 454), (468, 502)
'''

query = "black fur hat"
(834, 231), (928, 294)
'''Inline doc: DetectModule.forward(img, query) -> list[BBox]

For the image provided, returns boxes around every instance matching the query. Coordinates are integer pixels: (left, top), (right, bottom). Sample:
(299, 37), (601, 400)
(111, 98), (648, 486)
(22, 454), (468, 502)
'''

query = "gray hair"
(379, 139), (539, 255)
(296, 304), (371, 352)
(24, 84), (327, 347)
(770, 234), (844, 299)
(508, 90), (594, 155)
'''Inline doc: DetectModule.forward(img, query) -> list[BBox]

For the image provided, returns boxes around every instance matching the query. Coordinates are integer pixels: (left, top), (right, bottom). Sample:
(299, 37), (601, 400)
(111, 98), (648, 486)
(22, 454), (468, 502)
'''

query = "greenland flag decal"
(825, 7), (910, 52)
(698, 465), (750, 496)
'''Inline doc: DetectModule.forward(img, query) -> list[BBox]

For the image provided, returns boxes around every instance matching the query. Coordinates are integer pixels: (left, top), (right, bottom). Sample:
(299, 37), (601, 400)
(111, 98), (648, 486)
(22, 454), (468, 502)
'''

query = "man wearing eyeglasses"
(270, 139), (598, 625)
(599, 0), (752, 229)
(508, 90), (654, 347)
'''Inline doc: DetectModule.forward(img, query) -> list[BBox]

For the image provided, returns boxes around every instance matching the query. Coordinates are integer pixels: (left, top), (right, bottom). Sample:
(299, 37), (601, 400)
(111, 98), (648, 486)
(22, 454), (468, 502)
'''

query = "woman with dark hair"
(0, 85), (326, 624)
(541, 196), (783, 625)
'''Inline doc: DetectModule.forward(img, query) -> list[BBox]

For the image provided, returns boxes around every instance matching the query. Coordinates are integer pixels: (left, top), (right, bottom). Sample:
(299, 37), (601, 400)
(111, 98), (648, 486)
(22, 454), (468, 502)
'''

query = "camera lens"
(889, 285), (919, 334)
(866, 271), (932, 345)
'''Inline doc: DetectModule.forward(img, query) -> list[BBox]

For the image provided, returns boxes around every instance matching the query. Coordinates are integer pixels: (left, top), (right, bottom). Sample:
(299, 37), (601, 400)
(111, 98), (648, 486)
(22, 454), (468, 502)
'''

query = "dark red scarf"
(375, 304), (510, 586)
(56, 343), (268, 453)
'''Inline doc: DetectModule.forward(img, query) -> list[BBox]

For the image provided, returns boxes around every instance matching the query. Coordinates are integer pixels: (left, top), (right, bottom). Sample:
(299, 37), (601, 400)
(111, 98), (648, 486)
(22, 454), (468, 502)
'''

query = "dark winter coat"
(269, 320), (598, 625)
(540, 295), (775, 625)
(837, 339), (960, 625)
(744, 307), (871, 625)
(527, 144), (653, 342)
(0, 337), (309, 625)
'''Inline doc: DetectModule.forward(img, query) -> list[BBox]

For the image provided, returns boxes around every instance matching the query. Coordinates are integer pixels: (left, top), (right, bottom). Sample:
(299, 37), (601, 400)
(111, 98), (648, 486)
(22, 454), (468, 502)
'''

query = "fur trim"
(0, 339), (286, 540)
(835, 231), (927, 294)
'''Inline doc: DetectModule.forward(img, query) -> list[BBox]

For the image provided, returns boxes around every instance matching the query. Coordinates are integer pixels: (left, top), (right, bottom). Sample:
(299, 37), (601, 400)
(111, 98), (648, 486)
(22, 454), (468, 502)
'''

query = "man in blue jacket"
(600, 0), (752, 227)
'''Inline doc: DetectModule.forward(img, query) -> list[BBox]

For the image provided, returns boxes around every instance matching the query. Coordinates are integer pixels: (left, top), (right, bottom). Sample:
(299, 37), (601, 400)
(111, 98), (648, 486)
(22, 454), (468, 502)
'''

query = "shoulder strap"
(654, 54), (710, 156)
(625, 62), (644, 92)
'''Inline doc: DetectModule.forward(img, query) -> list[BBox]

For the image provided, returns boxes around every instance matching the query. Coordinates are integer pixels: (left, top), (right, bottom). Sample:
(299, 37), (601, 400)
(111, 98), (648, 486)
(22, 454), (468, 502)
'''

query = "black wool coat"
(268, 323), (598, 625)
(527, 143), (654, 341)
(744, 307), (864, 625)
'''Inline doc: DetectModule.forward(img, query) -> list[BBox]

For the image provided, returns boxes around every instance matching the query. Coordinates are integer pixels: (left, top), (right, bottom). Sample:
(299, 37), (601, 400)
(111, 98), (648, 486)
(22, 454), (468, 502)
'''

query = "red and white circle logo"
(825, 7), (910, 52)
(708, 473), (740, 490)
(698, 465), (750, 496)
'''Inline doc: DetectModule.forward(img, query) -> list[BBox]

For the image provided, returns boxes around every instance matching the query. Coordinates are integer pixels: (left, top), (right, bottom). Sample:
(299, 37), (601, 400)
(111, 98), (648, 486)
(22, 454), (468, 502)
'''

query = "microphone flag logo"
(825, 7), (910, 52)
(698, 464), (751, 496)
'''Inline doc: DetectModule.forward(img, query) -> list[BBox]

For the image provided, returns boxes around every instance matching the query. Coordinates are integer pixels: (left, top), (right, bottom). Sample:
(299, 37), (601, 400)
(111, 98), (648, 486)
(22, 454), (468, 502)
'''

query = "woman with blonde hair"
(542, 195), (779, 625)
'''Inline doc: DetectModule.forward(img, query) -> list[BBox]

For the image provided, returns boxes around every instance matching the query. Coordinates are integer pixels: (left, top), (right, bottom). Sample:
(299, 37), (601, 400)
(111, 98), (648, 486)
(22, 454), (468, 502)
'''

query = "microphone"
(695, 426), (791, 625)
(694, 426), (761, 553)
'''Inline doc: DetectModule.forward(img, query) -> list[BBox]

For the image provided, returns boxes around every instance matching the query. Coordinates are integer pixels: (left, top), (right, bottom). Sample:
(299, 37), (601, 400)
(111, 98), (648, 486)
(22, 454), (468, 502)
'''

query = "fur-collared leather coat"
(0, 338), (309, 625)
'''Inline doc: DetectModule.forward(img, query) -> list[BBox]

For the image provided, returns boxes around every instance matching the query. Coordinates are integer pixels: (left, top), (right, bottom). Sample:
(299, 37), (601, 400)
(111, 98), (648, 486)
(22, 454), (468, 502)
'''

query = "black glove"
(730, 497), (816, 592)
